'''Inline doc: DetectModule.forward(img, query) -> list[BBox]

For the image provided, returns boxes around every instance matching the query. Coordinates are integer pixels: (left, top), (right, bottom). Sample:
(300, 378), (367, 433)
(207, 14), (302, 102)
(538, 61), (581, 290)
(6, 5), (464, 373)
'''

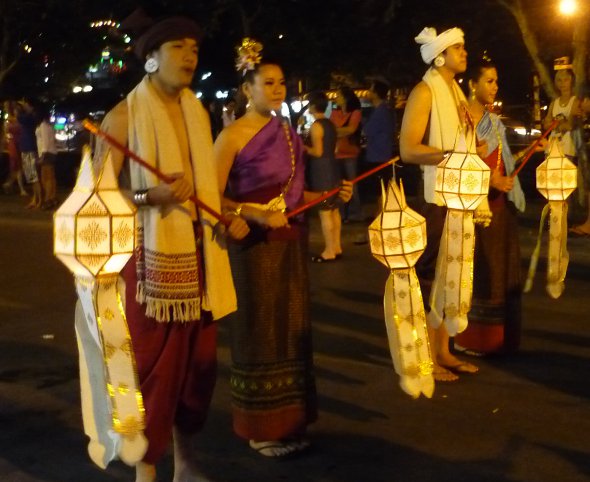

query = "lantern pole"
(83, 120), (230, 226)
(287, 156), (400, 218)
(510, 119), (559, 178)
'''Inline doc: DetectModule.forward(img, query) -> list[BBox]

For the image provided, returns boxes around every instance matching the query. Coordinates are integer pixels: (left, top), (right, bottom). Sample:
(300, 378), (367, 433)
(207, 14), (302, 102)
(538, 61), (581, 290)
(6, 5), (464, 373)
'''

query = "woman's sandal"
(249, 440), (305, 458)
(311, 255), (336, 263)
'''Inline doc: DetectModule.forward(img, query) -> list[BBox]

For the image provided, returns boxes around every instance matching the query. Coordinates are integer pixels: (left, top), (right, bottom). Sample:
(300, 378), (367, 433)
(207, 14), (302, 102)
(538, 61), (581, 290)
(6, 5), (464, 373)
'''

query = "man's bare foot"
(135, 462), (156, 482)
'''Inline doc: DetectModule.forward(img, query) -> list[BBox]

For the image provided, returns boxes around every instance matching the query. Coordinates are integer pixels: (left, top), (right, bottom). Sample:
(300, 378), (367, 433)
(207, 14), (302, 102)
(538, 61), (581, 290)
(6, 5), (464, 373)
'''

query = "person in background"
(304, 91), (342, 262)
(222, 97), (237, 128)
(364, 79), (396, 184)
(2, 101), (27, 196)
(36, 105), (59, 209)
(331, 86), (363, 222)
(17, 99), (43, 209)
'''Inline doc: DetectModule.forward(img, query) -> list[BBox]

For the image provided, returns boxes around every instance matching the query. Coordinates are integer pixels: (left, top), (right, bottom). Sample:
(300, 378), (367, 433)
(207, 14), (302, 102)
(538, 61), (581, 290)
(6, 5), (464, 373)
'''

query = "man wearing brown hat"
(95, 10), (249, 482)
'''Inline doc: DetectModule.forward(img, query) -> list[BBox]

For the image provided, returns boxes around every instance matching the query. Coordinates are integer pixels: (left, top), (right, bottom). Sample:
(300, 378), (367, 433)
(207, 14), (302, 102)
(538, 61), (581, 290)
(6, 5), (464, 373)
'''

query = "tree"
(495, 0), (589, 98)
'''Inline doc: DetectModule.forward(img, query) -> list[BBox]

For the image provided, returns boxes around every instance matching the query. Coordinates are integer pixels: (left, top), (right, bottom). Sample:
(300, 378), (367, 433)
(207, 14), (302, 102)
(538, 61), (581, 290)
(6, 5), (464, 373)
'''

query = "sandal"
(249, 440), (301, 458)
(439, 360), (479, 374)
(311, 255), (336, 263)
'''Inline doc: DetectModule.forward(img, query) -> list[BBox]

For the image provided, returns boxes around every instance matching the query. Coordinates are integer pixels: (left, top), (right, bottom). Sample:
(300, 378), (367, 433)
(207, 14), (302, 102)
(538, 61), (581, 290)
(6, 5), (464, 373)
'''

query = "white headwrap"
(415, 27), (464, 65)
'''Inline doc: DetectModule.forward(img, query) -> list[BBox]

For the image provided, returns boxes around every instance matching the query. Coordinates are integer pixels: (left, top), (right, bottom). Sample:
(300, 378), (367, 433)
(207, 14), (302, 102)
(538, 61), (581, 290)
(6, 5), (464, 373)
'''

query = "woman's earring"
(434, 55), (445, 68)
(144, 58), (159, 74)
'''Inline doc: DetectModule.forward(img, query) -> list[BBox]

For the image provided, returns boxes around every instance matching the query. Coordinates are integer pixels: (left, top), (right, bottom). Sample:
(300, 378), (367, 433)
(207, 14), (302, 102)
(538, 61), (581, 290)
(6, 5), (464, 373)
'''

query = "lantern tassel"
(523, 204), (550, 293)
(384, 270), (434, 399)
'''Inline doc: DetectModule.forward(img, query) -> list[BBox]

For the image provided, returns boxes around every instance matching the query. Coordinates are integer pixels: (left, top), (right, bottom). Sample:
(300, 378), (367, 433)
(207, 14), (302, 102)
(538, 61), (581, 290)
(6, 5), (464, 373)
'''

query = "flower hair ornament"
(235, 37), (263, 75)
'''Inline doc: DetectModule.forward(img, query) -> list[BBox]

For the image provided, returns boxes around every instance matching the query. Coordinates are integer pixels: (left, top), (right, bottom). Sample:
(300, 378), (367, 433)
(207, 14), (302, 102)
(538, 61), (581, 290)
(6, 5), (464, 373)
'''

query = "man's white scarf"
(422, 67), (467, 205)
(127, 76), (236, 322)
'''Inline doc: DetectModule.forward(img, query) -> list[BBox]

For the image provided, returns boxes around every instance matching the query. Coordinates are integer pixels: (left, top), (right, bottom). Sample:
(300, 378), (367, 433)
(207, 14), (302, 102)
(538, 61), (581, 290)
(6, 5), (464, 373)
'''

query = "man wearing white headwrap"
(399, 26), (479, 382)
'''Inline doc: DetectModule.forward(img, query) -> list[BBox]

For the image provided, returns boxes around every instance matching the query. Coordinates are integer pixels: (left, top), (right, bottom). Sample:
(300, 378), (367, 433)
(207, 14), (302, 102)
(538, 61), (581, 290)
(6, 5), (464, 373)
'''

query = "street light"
(559, 0), (577, 15)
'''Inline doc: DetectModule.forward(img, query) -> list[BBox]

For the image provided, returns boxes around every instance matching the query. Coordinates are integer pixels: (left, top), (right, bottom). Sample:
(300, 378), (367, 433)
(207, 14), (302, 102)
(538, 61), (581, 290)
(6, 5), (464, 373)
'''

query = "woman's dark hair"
(338, 86), (361, 112)
(307, 91), (328, 113)
(466, 56), (497, 85)
(235, 59), (283, 118)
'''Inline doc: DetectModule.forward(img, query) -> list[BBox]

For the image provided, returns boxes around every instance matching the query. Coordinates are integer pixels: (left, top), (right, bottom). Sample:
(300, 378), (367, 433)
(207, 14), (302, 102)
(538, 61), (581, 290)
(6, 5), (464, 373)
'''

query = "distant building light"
(215, 90), (229, 99)
(102, 50), (110, 58)
(278, 34), (284, 39)
(196, 91), (203, 99)
(458, 78), (463, 84)
(44, 77), (49, 83)
(88, 66), (98, 73)
(72, 86), (83, 94)
(44, 63), (49, 68)
(124, 35), (131, 44)
(201, 72), (212, 80)
(83, 85), (93, 93)
(57, 116), (67, 125)
(24, 44), (32, 53)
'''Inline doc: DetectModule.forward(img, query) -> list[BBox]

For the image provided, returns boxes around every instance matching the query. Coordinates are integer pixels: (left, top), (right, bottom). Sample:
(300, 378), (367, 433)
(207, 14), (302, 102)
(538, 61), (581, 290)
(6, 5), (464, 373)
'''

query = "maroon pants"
(122, 258), (217, 464)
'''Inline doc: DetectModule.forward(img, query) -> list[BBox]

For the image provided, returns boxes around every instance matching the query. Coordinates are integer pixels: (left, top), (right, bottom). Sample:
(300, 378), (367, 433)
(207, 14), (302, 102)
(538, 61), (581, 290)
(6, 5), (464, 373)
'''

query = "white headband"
(415, 27), (464, 65)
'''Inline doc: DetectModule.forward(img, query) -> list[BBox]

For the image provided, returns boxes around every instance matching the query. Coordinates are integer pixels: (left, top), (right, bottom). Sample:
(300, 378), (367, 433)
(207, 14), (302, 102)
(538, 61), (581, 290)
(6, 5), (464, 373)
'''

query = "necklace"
(490, 114), (503, 171)
(266, 121), (297, 212)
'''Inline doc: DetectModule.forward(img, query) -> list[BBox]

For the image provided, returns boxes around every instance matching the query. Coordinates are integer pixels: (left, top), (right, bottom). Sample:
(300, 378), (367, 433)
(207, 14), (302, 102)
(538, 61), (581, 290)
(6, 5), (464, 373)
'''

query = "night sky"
(0, 0), (579, 108)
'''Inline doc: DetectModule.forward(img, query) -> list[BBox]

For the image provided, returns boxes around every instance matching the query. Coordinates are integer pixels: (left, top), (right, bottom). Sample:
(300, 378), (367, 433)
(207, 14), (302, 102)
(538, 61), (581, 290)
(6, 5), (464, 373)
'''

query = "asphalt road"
(0, 192), (589, 482)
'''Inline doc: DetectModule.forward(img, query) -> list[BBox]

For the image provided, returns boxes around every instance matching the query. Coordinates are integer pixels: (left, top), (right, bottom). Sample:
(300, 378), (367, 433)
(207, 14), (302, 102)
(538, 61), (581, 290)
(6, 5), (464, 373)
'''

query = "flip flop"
(249, 440), (301, 458)
(440, 361), (479, 374)
(311, 255), (336, 263)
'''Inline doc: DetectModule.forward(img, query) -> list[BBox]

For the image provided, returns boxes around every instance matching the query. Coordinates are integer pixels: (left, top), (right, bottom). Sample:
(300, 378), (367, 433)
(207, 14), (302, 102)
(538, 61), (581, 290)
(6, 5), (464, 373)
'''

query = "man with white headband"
(399, 26), (479, 382)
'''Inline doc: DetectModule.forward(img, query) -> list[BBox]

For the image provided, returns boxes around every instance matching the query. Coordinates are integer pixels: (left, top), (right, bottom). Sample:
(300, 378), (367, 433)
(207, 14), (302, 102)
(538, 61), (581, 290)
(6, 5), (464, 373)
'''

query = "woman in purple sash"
(214, 39), (350, 458)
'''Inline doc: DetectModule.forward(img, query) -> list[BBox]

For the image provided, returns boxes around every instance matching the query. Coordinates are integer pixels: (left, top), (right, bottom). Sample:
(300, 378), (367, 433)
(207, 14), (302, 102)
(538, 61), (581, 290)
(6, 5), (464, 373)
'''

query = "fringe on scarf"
(136, 281), (201, 323)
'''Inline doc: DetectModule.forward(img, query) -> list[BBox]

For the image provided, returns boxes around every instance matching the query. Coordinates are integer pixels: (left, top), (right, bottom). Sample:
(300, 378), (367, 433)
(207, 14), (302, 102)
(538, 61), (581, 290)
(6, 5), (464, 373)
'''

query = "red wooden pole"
(83, 120), (229, 226)
(510, 119), (559, 179)
(287, 156), (399, 218)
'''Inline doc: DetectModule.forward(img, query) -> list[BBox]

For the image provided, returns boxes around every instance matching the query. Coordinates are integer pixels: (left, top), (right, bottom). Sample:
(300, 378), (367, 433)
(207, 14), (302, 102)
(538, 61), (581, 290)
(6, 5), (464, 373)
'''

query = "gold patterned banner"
(383, 270), (434, 398)
(76, 275), (148, 466)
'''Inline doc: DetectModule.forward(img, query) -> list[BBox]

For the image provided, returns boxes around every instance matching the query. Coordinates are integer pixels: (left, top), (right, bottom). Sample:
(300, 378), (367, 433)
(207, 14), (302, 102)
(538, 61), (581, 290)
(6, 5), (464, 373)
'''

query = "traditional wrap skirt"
(228, 229), (317, 441)
(122, 254), (217, 464)
(455, 199), (522, 354)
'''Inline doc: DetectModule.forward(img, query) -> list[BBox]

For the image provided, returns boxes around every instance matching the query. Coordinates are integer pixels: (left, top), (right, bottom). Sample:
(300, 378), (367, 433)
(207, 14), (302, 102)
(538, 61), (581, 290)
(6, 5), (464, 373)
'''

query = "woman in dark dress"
(305, 91), (342, 262)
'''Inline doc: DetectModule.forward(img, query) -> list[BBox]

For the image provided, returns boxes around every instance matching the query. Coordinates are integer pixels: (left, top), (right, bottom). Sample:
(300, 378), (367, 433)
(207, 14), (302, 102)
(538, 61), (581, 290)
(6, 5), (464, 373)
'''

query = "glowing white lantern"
(54, 147), (135, 277)
(525, 139), (577, 299)
(369, 180), (434, 399)
(435, 137), (490, 210)
(53, 147), (147, 468)
(429, 134), (491, 336)
(369, 181), (427, 269)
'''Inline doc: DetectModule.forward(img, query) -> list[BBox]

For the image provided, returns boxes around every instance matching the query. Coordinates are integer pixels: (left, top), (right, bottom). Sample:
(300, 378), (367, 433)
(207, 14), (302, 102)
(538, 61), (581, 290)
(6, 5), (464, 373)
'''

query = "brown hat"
(121, 8), (203, 59)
